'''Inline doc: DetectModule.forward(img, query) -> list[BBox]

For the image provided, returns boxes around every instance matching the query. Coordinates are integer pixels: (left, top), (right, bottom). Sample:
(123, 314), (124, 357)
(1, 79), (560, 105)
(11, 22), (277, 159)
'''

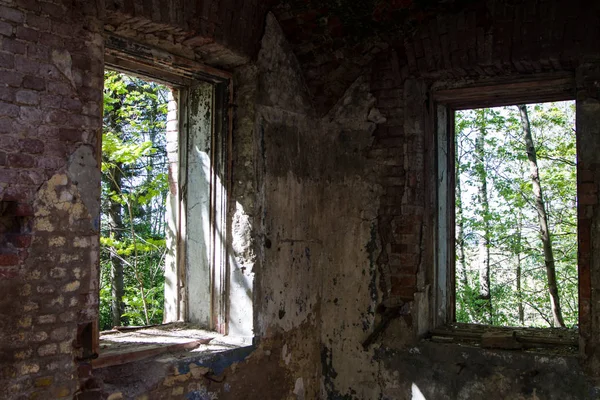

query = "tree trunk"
(108, 163), (125, 327)
(518, 104), (565, 328)
(456, 166), (469, 285)
(455, 135), (472, 321)
(516, 214), (524, 325)
(475, 109), (492, 323)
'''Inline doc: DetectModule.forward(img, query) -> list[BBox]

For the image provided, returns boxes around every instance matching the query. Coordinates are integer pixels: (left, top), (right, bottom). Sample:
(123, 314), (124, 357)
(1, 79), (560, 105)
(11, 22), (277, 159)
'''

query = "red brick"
(0, 86), (15, 102)
(61, 98), (82, 111)
(40, 94), (62, 109)
(0, 6), (24, 23)
(58, 129), (81, 142)
(8, 153), (34, 168)
(36, 156), (63, 170)
(0, 100), (19, 117)
(40, 2), (65, 19)
(15, 26), (38, 42)
(15, 90), (39, 105)
(25, 13), (50, 31)
(2, 37), (26, 54)
(0, 167), (19, 183)
(7, 234), (32, 248)
(0, 50), (14, 68)
(0, 267), (18, 279)
(14, 54), (39, 74)
(1, 185), (31, 201)
(18, 138), (43, 154)
(391, 274), (417, 288)
(2, 71), (24, 87)
(22, 75), (45, 91)
(0, 20), (12, 36)
(579, 193), (597, 205)
(38, 32), (63, 48)
(13, 203), (33, 216)
(47, 81), (72, 96)
(391, 286), (417, 300)
(0, 253), (19, 266)
(0, 118), (14, 134)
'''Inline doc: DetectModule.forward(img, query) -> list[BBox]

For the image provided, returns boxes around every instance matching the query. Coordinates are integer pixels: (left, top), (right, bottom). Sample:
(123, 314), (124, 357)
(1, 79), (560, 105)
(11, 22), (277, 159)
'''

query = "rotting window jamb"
(431, 74), (579, 345)
(88, 34), (236, 359)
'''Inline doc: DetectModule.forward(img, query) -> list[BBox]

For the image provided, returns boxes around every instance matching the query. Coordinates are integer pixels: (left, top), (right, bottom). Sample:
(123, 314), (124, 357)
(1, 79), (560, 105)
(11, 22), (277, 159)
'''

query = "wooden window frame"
(88, 34), (234, 359)
(431, 73), (580, 348)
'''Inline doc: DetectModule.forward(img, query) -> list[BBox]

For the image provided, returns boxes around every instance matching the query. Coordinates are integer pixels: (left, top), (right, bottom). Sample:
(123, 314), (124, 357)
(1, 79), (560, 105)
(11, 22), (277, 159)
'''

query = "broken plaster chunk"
(189, 364), (211, 379)
(368, 108), (387, 124)
(63, 281), (80, 292)
(294, 377), (305, 400)
(51, 49), (76, 88)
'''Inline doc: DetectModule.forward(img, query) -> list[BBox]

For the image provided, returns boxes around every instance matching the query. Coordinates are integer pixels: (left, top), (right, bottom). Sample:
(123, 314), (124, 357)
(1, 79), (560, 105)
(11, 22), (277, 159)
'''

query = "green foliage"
(100, 71), (170, 331)
(455, 101), (577, 328)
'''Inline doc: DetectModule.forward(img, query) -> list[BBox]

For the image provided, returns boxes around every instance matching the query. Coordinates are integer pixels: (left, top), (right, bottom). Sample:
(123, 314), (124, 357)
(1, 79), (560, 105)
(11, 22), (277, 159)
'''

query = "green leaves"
(99, 71), (170, 330)
(102, 131), (155, 168)
(455, 101), (577, 328)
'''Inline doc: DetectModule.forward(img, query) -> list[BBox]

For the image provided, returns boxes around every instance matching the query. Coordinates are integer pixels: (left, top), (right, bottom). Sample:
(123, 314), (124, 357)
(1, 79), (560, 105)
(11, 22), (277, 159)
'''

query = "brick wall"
(0, 1), (105, 398)
(105, 0), (273, 67)
(398, 0), (600, 80)
(368, 49), (429, 314)
(272, 0), (600, 118)
(576, 62), (600, 373)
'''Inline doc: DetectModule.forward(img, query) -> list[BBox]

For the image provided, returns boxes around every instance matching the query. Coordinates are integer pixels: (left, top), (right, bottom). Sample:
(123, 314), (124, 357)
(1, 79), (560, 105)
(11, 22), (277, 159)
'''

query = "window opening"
(100, 70), (171, 331)
(95, 64), (245, 367)
(453, 101), (578, 329)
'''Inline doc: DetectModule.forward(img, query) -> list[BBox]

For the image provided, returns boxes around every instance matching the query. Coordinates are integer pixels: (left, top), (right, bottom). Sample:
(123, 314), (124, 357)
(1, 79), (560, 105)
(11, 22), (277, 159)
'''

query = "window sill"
(428, 323), (578, 356)
(92, 323), (252, 369)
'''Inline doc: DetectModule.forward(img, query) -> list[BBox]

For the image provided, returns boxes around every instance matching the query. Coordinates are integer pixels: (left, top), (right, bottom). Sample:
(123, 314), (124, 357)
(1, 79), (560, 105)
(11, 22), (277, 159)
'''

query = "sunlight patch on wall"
(411, 383), (427, 400)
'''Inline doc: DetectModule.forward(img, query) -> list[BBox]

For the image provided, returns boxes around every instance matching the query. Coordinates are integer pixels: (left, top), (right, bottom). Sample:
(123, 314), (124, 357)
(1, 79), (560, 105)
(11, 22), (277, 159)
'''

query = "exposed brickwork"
(399, 0), (600, 80)
(369, 50), (424, 306)
(272, 0), (600, 116)
(105, 0), (274, 68)
(0, 0), (104, 398)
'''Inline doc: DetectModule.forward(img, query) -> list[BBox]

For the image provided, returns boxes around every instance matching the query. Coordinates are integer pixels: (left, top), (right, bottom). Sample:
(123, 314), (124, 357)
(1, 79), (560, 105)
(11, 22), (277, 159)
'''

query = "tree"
(455, 101), (576, 328)
(474, 109), (492, 323)
(100, 71), (169, 330)
(518, 104), (565, 328)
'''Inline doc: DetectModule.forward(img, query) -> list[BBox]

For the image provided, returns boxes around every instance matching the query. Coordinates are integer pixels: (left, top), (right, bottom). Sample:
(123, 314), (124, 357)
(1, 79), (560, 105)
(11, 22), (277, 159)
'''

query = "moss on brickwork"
(33, 376), (53, 387)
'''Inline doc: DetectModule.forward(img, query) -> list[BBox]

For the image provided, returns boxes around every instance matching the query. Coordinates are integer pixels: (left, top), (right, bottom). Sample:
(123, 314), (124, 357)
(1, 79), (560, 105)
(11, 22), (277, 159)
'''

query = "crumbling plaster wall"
(251, 12), (391, 400)
(84, 10), (388, 400)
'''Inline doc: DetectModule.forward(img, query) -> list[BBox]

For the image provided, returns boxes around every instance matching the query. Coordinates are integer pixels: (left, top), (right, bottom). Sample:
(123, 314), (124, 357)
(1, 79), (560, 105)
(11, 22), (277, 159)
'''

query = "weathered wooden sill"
(92, 323), (249, 369)
(429, 323), (578, 355)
